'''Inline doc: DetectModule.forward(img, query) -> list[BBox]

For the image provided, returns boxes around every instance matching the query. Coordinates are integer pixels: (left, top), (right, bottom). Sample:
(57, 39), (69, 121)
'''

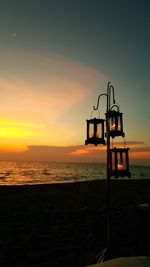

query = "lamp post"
(85, 82), (131, 256)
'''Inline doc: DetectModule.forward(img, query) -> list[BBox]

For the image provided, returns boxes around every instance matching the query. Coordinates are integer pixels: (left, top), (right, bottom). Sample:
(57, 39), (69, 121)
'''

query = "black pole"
(106, 118), (110, 251)
(106, 85), (111, 252)
(93, 82), (114, 255)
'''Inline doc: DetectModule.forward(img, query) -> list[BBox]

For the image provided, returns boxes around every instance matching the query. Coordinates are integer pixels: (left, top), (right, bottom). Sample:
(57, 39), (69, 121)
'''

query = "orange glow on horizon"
(130, 151), (150, 159)
(0, 144), (28, 153)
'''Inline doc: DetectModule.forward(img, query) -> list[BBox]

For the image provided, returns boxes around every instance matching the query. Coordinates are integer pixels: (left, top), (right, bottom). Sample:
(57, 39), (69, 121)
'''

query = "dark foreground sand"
(0, 179), (150, 267)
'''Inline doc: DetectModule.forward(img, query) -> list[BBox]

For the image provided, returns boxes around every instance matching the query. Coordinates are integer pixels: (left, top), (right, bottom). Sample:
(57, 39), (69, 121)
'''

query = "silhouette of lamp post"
(85, 82), (131, 255)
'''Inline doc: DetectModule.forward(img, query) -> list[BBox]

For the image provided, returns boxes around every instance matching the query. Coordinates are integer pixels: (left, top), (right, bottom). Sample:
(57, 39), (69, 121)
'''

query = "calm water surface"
(0, 161), (149, 186)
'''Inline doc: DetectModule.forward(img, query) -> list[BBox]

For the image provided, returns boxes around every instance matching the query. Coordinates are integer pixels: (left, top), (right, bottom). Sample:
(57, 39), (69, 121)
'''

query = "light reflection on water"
(0, 161), (149, 185)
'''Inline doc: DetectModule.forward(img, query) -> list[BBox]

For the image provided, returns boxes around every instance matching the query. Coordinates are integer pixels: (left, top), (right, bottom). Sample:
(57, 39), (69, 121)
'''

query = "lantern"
(85, 118), (105, 146)
(110, 147), (131, 178)
(107, 105), (124, 138)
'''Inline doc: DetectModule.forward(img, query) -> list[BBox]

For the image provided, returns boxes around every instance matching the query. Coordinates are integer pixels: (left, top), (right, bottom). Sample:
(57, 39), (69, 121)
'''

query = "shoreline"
(1, 176), (150, 187)
(0, 179), (150, 266)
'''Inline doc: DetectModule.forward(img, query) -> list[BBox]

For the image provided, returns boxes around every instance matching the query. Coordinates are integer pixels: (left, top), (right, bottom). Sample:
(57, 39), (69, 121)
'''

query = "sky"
(0, 0), (149, 165)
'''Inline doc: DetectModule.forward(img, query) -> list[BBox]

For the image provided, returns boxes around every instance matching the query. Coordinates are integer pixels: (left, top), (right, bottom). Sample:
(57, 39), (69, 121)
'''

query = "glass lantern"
(110, 147), (131, 178)
(85, 118), (105, 146)
(107, 109), (125, 138)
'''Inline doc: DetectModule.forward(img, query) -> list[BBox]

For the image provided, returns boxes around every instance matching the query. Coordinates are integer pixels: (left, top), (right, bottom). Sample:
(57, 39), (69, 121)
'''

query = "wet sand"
(0, 179), (150, 266)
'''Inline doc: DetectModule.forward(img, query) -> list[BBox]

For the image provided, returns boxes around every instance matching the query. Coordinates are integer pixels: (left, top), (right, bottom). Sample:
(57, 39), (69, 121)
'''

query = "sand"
(0, 179), (150, 267)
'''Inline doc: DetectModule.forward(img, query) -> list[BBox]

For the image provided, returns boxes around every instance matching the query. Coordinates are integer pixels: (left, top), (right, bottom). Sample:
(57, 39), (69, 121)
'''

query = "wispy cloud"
(0, 143), (149, 165)
(0, 50), (106, 147)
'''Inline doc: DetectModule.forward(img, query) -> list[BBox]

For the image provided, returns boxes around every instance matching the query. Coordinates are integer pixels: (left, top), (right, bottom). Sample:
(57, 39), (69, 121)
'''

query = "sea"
(0, 161), (149, 186)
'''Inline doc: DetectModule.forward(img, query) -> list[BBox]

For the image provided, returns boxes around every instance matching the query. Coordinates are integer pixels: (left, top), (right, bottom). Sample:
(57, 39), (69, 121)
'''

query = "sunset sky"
(0, 0), (149, 165)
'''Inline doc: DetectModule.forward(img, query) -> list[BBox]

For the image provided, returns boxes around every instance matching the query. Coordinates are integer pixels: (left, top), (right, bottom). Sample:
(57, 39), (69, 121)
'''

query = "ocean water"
(0, 161), (149, 186)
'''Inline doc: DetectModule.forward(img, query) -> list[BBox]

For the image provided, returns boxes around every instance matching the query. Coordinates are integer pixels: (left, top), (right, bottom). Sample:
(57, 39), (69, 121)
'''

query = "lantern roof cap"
(107, 110), (123, 116)
(111, 147), (129, 151)
(86, 117), (105, 122)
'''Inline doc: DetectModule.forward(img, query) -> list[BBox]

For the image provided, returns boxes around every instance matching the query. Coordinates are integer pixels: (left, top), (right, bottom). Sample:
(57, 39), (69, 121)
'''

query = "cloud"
(0, 142), (149, 165)
(69, 145), (106, 156)
(69, 148), (90, 156)
(0, 145), (106, 163)
(0, 145), (103, 162)
(0, 51), (106, 111)
(23, 145), (90, 162)
(7, 51), (106, 87)
(125, 141), (144, 146)
(129, 145), (150, 152)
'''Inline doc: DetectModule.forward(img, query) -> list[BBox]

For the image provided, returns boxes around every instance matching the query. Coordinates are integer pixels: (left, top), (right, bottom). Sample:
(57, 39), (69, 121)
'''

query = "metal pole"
(106, 84), (111, 252)
(93, 82), (113, 254)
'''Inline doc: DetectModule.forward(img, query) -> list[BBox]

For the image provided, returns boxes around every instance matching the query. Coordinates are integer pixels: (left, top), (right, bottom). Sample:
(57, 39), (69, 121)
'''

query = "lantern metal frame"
(85, 118), (105, 146)
(110, 147), (131, 178)
(108, 105), (125, 138)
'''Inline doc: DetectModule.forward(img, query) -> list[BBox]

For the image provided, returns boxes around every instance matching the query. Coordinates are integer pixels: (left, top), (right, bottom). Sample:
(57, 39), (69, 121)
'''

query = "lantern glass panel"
(97, 123), (102, 138)
(111, 152), (115, 170)
(117, 152), (125, 170)
(117, 116), (121, 131)
(89, 123), (94, 138)
(110, 118), (115, 131)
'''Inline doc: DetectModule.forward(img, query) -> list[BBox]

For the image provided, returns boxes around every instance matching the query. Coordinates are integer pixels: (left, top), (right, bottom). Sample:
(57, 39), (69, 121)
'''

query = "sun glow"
(0, 120), (45, 138)
(0, 120), (47, 152)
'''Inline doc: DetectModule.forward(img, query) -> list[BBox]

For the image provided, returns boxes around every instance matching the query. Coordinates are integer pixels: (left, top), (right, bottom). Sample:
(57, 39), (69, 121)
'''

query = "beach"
(0, 179), (150, 267)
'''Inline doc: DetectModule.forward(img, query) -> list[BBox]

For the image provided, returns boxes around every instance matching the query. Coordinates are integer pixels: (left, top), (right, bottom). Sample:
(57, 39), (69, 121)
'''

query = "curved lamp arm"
(93, 82), (116, 113)
(107, 82), (116, 110)
(93, 93), (107, 110)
